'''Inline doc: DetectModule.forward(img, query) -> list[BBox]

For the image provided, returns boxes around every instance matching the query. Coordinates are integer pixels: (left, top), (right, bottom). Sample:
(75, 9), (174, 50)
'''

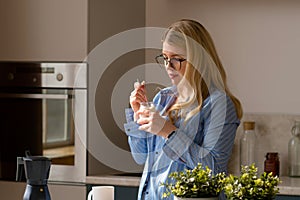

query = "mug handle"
(87, 189), (93, 200)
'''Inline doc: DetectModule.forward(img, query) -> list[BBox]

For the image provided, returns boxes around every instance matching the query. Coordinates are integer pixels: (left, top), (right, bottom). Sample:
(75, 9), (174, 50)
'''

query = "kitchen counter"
(43, 146), (75, 165)
(277, 176), (300, 196)
(86, 175), (300, 196)
(86, 175), (140, 187)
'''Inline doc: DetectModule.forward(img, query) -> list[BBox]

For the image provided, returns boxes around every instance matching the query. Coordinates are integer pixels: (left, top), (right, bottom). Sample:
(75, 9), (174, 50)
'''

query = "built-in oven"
(0, 62), (87, 182)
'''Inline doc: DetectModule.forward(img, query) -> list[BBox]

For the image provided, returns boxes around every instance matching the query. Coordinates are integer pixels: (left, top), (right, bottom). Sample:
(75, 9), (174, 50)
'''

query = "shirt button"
(156, 152), (158, 154)
(127, 128), (130, 131)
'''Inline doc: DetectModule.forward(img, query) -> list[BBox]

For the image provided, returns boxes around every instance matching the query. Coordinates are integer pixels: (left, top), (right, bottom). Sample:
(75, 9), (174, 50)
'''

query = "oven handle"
(0, 93), (72, 100)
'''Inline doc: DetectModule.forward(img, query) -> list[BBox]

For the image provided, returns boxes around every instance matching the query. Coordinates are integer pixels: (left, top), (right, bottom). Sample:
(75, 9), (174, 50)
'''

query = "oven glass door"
(0, 88), (75, 177)
(41, 89), (75, 165)
(42, 89), (74, 149)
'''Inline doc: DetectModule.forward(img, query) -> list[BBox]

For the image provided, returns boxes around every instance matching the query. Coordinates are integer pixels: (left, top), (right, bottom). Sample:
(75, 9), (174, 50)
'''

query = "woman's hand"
(129, 81), (148, 114)
(137, 110), (177, 139)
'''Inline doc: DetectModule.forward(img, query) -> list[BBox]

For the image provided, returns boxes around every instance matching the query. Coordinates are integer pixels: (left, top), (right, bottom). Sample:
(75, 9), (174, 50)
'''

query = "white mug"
(87, 186), (114, 200)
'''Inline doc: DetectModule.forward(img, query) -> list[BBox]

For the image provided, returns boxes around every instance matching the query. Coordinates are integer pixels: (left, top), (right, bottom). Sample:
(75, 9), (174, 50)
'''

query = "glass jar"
(240, 121), (256, 170)
(264, 152), (280, 176)
(288, 121), (300, 177)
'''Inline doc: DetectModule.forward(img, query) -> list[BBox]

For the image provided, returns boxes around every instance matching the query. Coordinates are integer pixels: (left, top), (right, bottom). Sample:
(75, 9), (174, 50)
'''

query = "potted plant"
(161, 163), (226, 200)
(223, 164), (280, 200)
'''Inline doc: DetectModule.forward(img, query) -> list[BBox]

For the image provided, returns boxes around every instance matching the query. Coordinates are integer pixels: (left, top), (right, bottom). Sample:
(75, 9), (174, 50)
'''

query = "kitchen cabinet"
(87, 184), (300, 200)
(0, 181), (86, 200)
(87, 184), (138, 200)
(87, 0), (146, 176)
(49, 183), (87, 200)
(0, 0), (88, 61)
(0, 0), (145, 184)
(276, 196), (300, 200)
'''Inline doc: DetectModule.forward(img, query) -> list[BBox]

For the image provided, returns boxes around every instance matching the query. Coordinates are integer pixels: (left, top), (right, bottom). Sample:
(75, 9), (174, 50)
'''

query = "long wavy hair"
(163, 19), (243, 123)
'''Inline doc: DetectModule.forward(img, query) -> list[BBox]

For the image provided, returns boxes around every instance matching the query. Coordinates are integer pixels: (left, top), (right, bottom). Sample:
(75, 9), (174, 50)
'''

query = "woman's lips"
(168, 73), (178, 79)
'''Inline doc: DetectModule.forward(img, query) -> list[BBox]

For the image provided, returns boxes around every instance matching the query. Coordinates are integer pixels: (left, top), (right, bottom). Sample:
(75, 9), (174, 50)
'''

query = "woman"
(124, 19), (243, 200)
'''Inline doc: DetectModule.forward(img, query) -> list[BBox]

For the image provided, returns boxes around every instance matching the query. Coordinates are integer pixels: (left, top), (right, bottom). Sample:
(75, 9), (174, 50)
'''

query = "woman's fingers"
(137, 117), (150, 125)
(136, 109), (150, 116)
(130, 95), (147, 113)
(133, 92), (147, 103)
(129, 87), (148, 112)
(129, 80), (148, 113)
(138, 124), (151, 132)
(137, 112), (169, 137)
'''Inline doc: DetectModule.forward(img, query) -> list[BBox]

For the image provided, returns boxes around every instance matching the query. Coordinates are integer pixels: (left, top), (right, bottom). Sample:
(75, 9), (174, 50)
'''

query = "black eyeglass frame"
(155, 54), (186, 71)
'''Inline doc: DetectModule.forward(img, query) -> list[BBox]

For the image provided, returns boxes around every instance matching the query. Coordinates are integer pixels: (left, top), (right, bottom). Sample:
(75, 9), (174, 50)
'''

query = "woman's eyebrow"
(162, 53), (186, 57)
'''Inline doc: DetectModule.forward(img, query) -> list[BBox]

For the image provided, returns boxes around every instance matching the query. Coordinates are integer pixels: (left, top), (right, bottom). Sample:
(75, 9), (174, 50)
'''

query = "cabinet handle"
(0, 93), (71, 100)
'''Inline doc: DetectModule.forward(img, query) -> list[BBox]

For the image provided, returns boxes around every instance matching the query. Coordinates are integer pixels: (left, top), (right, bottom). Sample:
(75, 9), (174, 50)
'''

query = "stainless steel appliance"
(0, 62), (87, 182)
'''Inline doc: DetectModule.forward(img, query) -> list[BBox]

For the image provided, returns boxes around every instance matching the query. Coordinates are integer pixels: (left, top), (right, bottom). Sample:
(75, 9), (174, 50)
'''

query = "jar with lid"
(240, 121), (256, 169)
(264, 152), (280, 176)
(288, 121), (300, 177)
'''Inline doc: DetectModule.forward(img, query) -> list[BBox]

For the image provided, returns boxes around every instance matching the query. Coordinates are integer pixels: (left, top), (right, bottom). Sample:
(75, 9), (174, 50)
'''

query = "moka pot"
(17, 153), (51, 200)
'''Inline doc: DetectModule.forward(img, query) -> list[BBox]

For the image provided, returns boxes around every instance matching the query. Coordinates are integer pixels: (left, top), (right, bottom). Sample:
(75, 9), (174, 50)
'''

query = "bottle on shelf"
(288, 121), (300, 177)
(240, 121), (256, 170)
(264, 152), (280, 177)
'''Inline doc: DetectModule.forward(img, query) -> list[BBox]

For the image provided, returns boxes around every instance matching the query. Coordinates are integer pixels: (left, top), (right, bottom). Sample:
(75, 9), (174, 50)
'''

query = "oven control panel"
(0, 62), (87, 89)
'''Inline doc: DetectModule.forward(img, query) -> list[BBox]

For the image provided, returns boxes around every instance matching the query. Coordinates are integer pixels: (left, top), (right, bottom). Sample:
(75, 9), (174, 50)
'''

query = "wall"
(0, 0), (88, 61)
(229, 114), (300, 175)
(87, 0), (146, 175)
(146, 0), (300, 175)
(146, 0), (300, 114)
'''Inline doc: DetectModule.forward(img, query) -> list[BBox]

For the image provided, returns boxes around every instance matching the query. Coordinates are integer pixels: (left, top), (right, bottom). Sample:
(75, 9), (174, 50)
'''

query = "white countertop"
(86, 175), (140, 187)
(86, 175), (300, 196)
(277, 176), (300, 196)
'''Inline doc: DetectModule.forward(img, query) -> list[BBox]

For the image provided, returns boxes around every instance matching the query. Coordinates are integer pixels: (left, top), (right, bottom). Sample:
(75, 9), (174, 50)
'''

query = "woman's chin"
(171, 79), (179, 86)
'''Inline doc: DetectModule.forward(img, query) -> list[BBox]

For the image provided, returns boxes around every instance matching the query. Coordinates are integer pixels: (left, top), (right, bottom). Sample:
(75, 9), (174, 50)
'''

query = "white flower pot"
(174, 196), (218, 200)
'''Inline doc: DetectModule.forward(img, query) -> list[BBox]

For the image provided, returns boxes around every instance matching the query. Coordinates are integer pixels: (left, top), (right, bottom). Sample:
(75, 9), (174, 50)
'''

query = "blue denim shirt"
(124, 86), (240, 200)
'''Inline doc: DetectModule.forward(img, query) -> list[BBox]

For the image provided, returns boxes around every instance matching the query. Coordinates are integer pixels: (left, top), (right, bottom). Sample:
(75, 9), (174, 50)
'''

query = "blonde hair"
(163, 19), (243, 122)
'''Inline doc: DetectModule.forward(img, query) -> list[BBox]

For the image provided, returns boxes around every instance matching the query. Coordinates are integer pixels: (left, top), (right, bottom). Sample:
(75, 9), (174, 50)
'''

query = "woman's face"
(162, 42), (187, 85)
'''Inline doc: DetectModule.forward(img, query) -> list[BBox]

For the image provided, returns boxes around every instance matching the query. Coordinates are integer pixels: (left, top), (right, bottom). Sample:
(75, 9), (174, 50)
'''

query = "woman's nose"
(165, 61), (174, 70)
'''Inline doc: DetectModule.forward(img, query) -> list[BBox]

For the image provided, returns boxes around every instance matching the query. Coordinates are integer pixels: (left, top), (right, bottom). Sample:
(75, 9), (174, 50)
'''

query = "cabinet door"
(49, 183), (86, 200)
(275, 195), (300, 200)
(0, 0), (87, 61)
(276, 196), (300, 200)
(0, 181), (86, 200)
(0, 181), (25, 199)
(87, 185), (139, 200)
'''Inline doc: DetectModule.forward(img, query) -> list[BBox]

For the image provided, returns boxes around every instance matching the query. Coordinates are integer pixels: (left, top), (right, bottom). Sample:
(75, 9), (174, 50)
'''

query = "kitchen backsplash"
(228, 113), (300, 176)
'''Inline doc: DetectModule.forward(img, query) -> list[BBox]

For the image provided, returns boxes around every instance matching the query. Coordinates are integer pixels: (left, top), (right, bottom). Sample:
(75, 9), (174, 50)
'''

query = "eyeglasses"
(155, 54), (186, 71)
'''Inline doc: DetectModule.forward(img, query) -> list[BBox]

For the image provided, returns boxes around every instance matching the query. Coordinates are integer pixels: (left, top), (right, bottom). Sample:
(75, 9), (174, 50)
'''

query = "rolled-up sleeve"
(124, 108), (148, 164)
